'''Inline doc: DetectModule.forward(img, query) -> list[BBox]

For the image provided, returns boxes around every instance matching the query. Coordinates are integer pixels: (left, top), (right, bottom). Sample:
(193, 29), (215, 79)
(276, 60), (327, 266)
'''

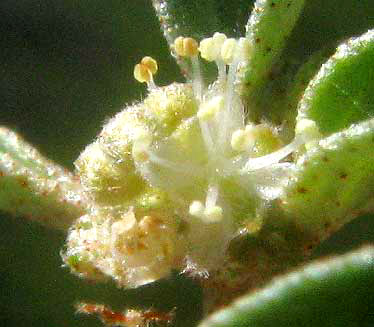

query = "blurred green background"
(0, 1), (373, 326)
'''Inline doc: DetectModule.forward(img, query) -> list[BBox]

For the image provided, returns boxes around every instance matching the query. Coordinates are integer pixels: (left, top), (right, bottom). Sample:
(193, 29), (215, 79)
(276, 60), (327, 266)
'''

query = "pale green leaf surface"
(298, 29), (374, 135)
(280, 119), (374, 235)
(199, 246), (374, 327)
(0, 127), (88, 230)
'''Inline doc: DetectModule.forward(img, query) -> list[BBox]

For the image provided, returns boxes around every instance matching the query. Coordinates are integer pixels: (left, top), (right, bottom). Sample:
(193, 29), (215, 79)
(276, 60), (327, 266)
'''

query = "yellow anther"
(199, 32), (227, 62)
(295, 119), (321, 142)
(184, 37), (199, 57)
(189, 201), (205, 217)
(134, 63), (152, 83)
(174, 37), (185, 56)
(134, 56), (158, 83)
(244, 124), (258, 136)
(197, 96), (224, 121)
(231, 129), (247, 152)
(141, 56), (158, 75)
(221, 38), (237, 64)
(212, 32), (227, 49)
(203, 206), (223, 223)
(199, 38), (214, 61)
(231, 124), (256, 152)
(174, 37), (199, 57)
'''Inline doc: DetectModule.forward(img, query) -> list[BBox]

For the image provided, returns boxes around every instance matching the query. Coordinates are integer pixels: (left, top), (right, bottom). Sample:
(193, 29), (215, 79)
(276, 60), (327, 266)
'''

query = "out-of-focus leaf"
(199, 246), (374, 327)
(0, 127), (88, 230)
(297, 30), (374, 135)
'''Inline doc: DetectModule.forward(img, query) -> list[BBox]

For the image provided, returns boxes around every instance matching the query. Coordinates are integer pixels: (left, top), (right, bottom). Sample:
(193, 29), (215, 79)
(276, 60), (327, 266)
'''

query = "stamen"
(202, 183), (223, 223)
(242, 138), (303, 172)
(205, 183), (219, 208)
(230, 129), (247, 152)
(199, 32), (227, 62)
(133, 56), (158, 90)
(216, 59), (226, 85)
(203, 205), (223, 223)
(197, 96), (224, 155)
(221, 38), (237, 65)
(295, 119), (321, 143)
(134, 63), (151, 83)
(189, 182), (222, 223)
(199, 37), (215, 61)
(188, 201), (223, 223)
(174, 37), (199, 57)
(199, 33), (227, 84)
(239, 120), (321, 173)
(197, 96), (224, 121)
(141, 56), (158, 75)
(146, 151), (203, 177)
(174, 37), (202, 100)
(219, 41), (241, 150)
(191, 56), (203, 100)
(230, 124), (256, 152)
(199, 120), (215, 155)
(189, 201), (205, 217)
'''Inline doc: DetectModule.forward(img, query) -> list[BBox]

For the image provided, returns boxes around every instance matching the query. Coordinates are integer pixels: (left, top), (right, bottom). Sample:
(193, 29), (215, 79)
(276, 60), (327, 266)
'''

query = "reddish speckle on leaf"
(339, 172), (348, 180)
(297, 187), (307, 194)
(19, 179), (28, 188)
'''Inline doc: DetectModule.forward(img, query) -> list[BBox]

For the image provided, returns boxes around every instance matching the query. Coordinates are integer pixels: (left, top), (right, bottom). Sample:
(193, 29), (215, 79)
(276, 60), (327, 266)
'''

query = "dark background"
(0, 1), (373, 326)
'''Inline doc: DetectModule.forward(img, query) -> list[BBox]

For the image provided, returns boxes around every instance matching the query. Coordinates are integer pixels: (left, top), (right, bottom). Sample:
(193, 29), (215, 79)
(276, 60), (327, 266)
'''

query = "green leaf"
(0, 127), (88, 230)
(240, 0), (305, 117)
(199, 246), (374, 327)
(280, 118), (374, 237)
(297, 30), (374, 135)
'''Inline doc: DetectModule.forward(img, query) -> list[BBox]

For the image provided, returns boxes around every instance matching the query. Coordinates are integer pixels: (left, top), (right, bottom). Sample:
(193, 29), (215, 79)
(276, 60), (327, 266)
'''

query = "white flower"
(63, 32), (320, 287)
